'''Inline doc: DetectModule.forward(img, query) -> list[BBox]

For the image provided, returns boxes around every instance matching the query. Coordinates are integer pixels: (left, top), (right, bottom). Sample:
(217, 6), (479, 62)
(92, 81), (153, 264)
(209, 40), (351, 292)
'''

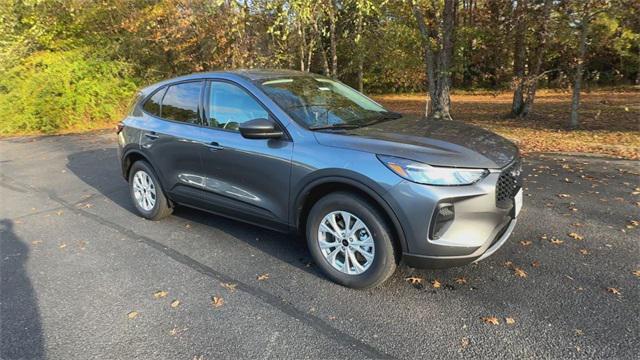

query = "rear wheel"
(306, 192), (398, 289)
(128, 161), (172, 220)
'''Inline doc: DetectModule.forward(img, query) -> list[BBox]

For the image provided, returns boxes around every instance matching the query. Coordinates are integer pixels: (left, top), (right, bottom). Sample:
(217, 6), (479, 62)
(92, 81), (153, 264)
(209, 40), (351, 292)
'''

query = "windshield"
(258, 77), (390, 128)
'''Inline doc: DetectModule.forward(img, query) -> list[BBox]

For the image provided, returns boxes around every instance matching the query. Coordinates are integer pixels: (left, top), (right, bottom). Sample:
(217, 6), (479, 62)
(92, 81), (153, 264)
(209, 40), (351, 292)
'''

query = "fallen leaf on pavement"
(256, 273), (269, 281)
(58, 243), (67, 249)
(606, 287), (621, 296)
(154, 290), (168, 299)
(578, 249), (589, 255)
(504, 261), (514, 268)
(221, 282), (237, 292)
(550, 238), (564, 245)
(461, 337), (470, 348)
(557, 193), (571, 198)
(405, 276), (423, 285)
(514, 268), (527, 278)
(170, 300), (180, 308)
(632, 270), (640, 278)
(431, 279), (441, 288)
(531, 260), (541, 268)
(454, 277), (467, 285)
(211, 296), (224, 308)
(505, 317), (516, 325)
(127, 311), (138, 319)
(568, 232), (584, 241)
(520, 240), (532, 246)
(31, 240), (43, 246)
(481, 316), (500, 325)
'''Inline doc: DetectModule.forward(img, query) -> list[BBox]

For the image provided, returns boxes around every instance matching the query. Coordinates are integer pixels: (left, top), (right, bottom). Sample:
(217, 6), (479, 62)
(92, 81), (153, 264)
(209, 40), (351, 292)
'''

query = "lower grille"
(496, 159), (522, 209)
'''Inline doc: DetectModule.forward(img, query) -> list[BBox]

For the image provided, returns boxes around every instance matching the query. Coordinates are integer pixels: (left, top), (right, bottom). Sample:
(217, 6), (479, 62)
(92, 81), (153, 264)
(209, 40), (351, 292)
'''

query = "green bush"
(0, 49), (138, 135)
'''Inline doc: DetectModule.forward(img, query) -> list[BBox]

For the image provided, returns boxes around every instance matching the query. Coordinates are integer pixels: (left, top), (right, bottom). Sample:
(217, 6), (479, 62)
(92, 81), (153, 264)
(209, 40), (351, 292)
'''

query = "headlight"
(377, 155), (488, 186)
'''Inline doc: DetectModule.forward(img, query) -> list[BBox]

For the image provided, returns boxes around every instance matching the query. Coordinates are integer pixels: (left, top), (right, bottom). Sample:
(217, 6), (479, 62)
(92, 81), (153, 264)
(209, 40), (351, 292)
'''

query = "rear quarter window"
(142, 88), (166, 117)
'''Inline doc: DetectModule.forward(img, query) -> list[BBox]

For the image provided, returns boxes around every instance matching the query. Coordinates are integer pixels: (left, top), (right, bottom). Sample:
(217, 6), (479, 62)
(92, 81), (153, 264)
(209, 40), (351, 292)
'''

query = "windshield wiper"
(308, 123), (361, 131)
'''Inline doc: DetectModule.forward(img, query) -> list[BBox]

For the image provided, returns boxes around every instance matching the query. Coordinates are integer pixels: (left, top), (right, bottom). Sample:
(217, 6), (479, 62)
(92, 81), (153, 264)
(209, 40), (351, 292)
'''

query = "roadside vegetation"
(0, 0), (638, 158)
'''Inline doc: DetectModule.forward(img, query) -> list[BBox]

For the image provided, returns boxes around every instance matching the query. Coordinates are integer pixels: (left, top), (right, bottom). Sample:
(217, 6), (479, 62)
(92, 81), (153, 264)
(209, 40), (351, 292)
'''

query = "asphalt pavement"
(0, 131), (638, 359)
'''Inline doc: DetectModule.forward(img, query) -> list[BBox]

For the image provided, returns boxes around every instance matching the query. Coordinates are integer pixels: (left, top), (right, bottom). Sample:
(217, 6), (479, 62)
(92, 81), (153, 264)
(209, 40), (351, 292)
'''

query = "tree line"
(1, 0), (638, 133)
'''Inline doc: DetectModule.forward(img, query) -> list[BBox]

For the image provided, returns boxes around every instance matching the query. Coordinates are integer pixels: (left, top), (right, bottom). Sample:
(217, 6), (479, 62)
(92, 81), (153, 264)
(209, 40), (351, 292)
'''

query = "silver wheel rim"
(317, 211), (375, 275)
(132, 170), (157, 211)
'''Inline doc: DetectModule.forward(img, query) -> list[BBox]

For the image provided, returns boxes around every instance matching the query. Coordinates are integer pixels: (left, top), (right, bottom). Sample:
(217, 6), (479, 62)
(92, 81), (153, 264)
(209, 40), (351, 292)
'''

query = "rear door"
(139, 80), (209, 193)
(197, 80), (293, 228)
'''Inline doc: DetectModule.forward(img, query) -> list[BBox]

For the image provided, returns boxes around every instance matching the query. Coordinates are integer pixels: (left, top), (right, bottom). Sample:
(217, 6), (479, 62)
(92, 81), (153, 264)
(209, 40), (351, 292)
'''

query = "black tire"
(128, 160), (172, 220)
(306, 191), (398, 289)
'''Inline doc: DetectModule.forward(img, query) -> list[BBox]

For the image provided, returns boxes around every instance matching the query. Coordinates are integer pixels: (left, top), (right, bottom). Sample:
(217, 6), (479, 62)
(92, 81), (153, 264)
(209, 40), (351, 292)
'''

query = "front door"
(197, 80), (293, 229)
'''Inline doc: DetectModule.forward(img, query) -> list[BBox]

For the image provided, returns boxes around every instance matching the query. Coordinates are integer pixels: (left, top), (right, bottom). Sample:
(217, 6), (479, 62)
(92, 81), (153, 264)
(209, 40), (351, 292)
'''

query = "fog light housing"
(429, 203), (455, 240)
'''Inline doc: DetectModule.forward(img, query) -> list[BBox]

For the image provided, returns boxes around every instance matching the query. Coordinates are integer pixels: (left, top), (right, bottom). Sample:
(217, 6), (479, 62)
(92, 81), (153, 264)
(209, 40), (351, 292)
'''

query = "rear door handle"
(203, 141), (224, 151)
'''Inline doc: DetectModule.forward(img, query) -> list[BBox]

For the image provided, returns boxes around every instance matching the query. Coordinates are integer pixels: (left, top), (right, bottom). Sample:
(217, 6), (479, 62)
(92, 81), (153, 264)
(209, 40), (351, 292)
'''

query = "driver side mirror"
(239, 118), (284, 140)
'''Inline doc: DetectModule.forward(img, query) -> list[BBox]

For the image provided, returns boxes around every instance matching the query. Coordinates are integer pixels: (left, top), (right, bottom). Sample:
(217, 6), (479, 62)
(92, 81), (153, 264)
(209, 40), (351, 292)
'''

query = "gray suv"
(117, 69), (523, 288)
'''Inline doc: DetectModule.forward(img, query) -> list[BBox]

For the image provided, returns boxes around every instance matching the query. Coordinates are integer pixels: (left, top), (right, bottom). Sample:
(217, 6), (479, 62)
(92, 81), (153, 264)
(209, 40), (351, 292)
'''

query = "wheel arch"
(293, 175), (408, 254)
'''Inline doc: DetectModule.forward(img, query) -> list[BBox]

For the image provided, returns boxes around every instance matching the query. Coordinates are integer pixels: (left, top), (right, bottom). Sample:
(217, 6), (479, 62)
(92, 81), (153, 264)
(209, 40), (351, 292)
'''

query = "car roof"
(139, 69), (315, 95)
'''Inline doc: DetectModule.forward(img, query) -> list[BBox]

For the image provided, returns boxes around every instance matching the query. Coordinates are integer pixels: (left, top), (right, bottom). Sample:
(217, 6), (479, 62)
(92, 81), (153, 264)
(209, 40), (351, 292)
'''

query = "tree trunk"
(511, 0), (526, 116)
(431, 0), (456, 120)
(570, 19), (589, 128)
(412, 0), (456, 120)
(519, 0), (551, 117)
(328, 0), (338, 78)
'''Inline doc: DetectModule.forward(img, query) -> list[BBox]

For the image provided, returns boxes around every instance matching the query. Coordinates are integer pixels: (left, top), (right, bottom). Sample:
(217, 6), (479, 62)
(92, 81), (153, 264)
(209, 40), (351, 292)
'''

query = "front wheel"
(128, 161), (172, 220)
(306, 192), (398, 289)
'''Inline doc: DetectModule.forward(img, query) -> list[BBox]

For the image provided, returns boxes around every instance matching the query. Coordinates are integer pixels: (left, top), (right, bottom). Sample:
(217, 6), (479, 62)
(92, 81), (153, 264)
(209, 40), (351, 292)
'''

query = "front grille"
(496, 159), (522, 209)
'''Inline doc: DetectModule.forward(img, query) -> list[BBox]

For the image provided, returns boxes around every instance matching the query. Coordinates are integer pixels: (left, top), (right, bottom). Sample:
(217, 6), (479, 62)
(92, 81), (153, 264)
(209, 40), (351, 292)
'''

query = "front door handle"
(203, 141), (224, 151)
(144, 133), (159, 140)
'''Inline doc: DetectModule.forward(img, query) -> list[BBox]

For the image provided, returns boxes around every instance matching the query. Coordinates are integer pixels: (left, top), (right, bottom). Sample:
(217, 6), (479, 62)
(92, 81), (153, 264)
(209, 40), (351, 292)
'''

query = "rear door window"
(161, 81), (203, 124)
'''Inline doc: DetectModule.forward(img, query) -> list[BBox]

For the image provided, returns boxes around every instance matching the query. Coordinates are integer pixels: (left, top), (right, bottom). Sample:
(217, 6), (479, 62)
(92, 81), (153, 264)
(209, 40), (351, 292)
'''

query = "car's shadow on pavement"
(66, 148), (323, 279)
(0, 219), (45, 359)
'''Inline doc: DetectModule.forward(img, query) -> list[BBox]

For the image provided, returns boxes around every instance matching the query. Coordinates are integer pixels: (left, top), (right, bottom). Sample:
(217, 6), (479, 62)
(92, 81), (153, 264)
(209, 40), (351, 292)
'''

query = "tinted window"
(142, 88), (165, 117)
(161, 81), (202, 124)
(208, 82), (268, 131)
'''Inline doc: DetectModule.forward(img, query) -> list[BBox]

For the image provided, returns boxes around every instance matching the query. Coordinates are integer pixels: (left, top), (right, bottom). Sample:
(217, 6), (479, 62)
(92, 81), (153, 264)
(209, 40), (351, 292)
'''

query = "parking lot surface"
(1, 132), (638, 359)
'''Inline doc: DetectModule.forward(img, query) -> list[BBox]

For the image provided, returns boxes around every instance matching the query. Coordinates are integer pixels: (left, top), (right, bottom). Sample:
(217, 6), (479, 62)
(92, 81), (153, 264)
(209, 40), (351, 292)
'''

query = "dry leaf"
(632, 270), (640, 278)
(454, 277), (467, 285)
(514, 267), (528, 278)
(431, 279), (441, 288)
(221, 282), (237, 292)
(56, 210), (64, 216)
(520, 240), (532, 246)
(185, 224), (191, 229)
(328, 315), (336, 320)
(550, 238), (564, 245)
(31, 240), (43, 245)
(211, 296), (224, 308)
(531, 260), (541, 268)
(606, 287), (621, 296)
(578, 248), (589, 255)
(154, 290), (168, 299)
(568, 232), (584, 241)
(481, 316), (500, 325)
(557, 193), (571, 198)
(58, 243), (67, 249)
(505, 317), (516, 325)
(405, 276), (423, 284)
(127, 311), (139, 319)
(256, 273), (269, 281)
(504, 261), (514, 268)
(170, 300), (180, 308)
(461, 337), (470, 349)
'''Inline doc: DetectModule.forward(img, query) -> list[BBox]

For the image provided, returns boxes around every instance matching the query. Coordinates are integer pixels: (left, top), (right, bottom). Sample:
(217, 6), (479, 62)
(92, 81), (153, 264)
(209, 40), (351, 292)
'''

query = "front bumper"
(384, 167), (521, 269)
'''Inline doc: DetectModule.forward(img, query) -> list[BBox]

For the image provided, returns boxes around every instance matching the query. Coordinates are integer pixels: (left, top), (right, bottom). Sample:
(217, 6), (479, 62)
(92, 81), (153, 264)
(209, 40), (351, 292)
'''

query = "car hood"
(312, 115), (518, 169)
